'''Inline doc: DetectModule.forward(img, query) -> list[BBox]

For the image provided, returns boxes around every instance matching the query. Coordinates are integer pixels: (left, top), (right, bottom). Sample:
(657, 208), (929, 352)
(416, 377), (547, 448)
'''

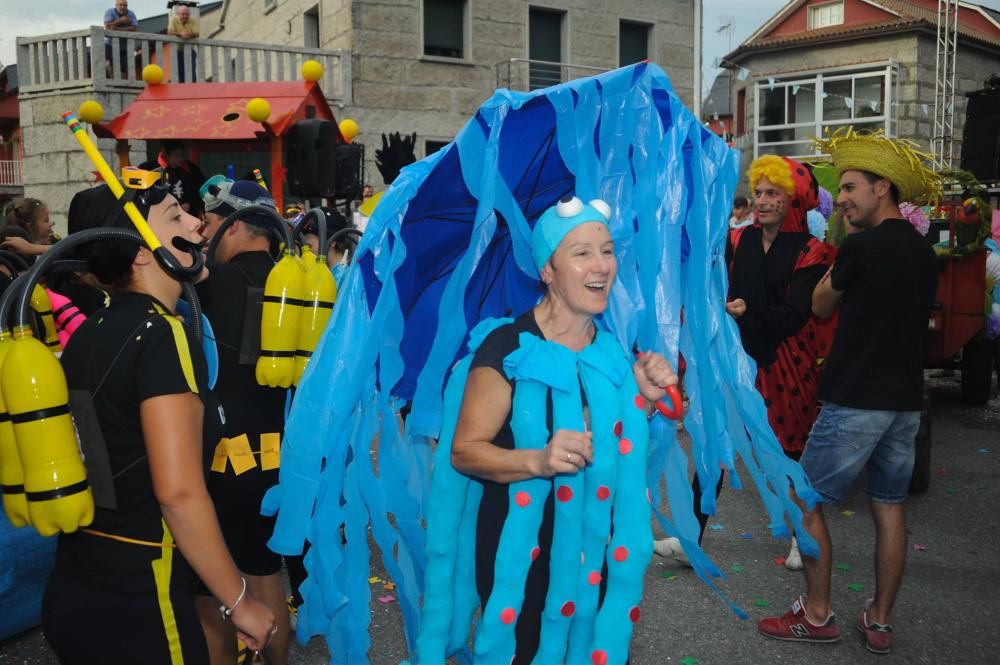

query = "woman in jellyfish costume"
(261, 62), (821, 665)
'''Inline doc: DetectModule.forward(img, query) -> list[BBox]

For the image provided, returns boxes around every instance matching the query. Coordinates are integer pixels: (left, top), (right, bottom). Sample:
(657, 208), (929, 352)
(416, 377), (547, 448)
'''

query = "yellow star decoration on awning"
(143, 104), (168, 119)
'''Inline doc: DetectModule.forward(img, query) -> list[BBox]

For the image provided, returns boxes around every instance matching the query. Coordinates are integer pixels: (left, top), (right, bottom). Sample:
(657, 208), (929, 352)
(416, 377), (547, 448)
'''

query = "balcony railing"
(0, 160), (23, 187)
(17, 27), (351, 102)
(496, 58), (609, 92)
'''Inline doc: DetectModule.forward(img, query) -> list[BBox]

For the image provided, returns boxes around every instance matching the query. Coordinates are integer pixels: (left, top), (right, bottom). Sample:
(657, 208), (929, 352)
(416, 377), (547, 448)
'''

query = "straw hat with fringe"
(811, 127), (941, 204)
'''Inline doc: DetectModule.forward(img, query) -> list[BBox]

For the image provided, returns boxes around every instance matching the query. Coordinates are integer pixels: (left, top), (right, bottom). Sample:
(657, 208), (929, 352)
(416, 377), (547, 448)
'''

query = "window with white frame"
(754, 65), (894, 159)
(807, 1), (844, 29)
(423, 0), (468, 59)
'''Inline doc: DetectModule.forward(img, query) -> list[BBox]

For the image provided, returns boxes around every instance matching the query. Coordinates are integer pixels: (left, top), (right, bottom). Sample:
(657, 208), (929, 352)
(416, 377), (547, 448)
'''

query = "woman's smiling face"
(542, 221), (616, 316)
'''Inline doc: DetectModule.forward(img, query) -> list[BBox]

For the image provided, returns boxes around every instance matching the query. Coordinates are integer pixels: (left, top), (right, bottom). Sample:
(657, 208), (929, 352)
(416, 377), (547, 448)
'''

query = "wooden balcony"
(16, 27), (351, 103)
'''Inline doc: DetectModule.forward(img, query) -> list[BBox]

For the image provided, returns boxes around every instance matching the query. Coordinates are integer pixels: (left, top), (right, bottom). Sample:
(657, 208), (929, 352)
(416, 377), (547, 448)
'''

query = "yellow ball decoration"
(339, 118), (359, 142)
(142, 64), (165, 85)
(78, 100), (105, 124)
(246, 98), (272, 123)
(301, 59), (324, 82)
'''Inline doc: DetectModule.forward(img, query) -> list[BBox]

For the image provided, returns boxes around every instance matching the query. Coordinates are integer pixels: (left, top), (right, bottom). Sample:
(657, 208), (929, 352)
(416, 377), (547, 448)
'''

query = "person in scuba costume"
(41, 176), (276, 665)
(195, 178), (291, 665)
(440, 196), (678, 664)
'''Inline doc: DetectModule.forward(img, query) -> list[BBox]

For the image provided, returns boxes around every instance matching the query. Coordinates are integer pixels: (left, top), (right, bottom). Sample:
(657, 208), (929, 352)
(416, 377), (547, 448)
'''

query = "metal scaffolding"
(932, 0), (959, 168)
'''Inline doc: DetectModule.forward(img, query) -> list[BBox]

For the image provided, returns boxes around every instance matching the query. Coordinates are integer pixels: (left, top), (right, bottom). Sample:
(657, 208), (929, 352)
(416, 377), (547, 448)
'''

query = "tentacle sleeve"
(474, 382), (550, 664)
(417, 317), (511, 663)
(563, 337), (626, 664)
(589, 340), (652, 665)
(532, 355), (585, 664)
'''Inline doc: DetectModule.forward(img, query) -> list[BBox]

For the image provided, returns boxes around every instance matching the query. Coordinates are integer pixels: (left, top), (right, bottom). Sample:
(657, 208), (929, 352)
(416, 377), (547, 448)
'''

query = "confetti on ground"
(835, 563), (850, 571)
(681, 658), (701, 665)
(977, 448), (990, 454)
(383, 582), (396, 591)
(944, 486), (958, 495)
(377, 594), (396, 604)
(368, 576), (381, 584)
(709, 524), (725, 531)
(774, 557), (786, 566)
(739, 532), (754, 539)
(661, 571), (677, 580)
(729, 564), (745, 573)
(847, 583), (865, 592)
(912, 543), (927, 551)
(754, 599), (771, 607)
(935, 467), (947, 477)
(979, 483), (991, 490)
(842, 510), (856, 517)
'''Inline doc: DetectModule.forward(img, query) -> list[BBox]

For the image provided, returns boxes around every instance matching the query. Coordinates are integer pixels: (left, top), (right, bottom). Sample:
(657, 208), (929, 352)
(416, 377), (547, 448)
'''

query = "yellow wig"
(748, 155), (795, 197)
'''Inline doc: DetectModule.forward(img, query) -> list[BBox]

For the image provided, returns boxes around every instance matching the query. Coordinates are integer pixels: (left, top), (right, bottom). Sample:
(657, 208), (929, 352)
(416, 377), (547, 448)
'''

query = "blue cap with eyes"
(531, 195), (612, 271)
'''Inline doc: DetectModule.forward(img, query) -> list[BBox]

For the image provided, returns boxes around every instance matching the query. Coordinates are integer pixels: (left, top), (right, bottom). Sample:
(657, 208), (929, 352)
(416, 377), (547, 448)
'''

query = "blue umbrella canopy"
(262, 62), (820, 664)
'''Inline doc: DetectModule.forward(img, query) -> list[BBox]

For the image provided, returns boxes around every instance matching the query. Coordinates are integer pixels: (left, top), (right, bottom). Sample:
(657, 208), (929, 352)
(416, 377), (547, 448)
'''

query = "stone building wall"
(208, 0), (695, 184)
(19, 89), (146, 235)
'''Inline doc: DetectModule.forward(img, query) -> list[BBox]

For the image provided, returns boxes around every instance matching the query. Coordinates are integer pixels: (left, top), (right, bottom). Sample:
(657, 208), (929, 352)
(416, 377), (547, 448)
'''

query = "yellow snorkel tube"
(62, 112), (204, 281)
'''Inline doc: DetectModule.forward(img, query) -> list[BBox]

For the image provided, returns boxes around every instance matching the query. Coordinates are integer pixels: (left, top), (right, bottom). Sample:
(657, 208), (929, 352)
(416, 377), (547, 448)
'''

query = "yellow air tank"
(29, 284), (61, 352)
(256, 251), (305, 388)
(293, 247), (337, 385)
(0, 330), (30, 527)
(2, 325), (92, 535)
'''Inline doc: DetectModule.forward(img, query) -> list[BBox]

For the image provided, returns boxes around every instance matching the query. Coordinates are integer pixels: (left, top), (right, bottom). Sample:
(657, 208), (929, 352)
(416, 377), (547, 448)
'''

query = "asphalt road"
(2, 373), (997, 665)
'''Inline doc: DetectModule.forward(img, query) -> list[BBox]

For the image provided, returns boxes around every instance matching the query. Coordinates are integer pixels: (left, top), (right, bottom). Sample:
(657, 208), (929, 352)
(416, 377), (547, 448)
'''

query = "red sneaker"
(758, 595), (841, 643)
(857, 602), (893, 654)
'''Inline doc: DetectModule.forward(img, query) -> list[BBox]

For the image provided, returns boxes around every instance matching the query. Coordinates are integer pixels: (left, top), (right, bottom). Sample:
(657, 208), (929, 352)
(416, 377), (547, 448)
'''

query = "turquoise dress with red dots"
(418, 311), (652, 665)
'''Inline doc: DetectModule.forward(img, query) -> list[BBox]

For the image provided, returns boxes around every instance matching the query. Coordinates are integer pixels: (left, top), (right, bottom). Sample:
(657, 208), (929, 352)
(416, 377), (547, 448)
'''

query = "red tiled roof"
(729, 0), (1000, 60)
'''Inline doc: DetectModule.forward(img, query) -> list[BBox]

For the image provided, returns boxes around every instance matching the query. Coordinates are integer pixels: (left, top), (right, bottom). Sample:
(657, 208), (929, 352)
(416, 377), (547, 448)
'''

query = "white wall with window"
(807, 1), (844, 30)
(753, 63), (895, 158)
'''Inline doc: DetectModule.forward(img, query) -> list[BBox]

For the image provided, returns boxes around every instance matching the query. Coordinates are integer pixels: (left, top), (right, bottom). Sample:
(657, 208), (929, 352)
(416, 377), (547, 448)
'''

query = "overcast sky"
(1, 0), (998, 92)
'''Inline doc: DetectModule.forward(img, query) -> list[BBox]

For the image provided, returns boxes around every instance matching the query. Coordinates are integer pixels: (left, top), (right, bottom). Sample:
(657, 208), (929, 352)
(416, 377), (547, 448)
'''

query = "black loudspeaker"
(960, 87), (1000, 183)
(286, 119), (338, 197)
(334, 143), (364, 201)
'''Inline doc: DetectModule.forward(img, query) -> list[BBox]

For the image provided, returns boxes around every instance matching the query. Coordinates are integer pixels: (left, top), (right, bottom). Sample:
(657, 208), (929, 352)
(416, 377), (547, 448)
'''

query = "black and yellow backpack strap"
(150, 302), (198, 395)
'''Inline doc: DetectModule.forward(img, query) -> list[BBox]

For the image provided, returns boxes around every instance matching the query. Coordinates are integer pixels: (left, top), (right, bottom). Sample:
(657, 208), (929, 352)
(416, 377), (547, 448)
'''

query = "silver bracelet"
(219, 576), (247, 622)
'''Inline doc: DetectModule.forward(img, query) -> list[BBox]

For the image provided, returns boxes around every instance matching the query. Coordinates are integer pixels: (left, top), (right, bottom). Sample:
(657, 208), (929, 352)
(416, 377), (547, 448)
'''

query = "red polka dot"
(500, 607), (516, 624)
(618, 438), (633, 455)
(592, 649), (608, 665)
(514, 491), (531, 507)
(587, 570), (602, 586)
(613, 420), (623, 438)
(629, 606), (641, 622)
(633, 395), (645, 409)
(596, 485), (611, 501)
(530, 546), (540, 561)
(556, 485), (573, 502)
(561, 601), (576, 617)
(614, 546), (629, 562)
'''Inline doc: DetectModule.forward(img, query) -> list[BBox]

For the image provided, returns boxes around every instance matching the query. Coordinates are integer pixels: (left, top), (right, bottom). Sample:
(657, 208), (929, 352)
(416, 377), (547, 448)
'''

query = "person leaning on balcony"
(104, 0), (139, 77)
(167, 4), (199, 82)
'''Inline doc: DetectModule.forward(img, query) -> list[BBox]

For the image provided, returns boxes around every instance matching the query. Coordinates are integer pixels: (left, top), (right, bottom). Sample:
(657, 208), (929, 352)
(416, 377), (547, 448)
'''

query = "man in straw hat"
(758, 129), (940, 655)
